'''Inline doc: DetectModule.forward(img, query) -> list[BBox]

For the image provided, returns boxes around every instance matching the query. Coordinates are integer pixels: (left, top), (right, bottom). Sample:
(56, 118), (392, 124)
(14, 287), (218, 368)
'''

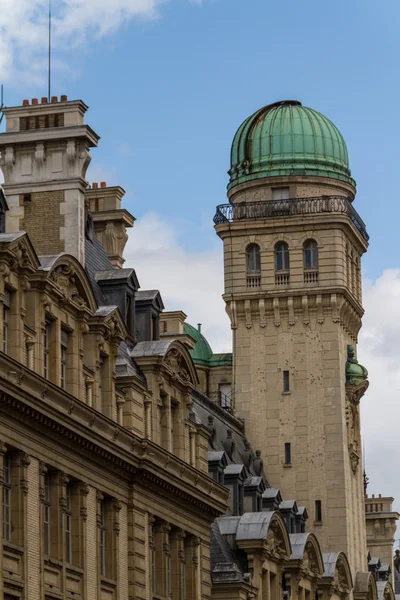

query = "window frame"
(3, 453), (11, 541)
(275, 242), (290, 272)
(315, 499), (322, 522)
(246, 243), (261, 274)
(2, 288), (11, 354)
(284, 443), (292, 465)
(99, 500), (106, 577)
(65, 483), (72, 564)
(60, 328), (69, 390)
(304, 239), (319, 270)
(283, 370), (290, 393)
(44, 319), (51, 380)
(43, 473), (51, 556)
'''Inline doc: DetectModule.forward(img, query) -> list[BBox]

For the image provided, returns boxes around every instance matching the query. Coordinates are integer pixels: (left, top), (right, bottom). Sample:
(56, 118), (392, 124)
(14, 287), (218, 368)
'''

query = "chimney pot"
(22, 99), (29, 106)
(60, 95), (68, 102)
(100, 182), (107, 189)
(379, 493), (382, 498)
(198, 323), (202, 332)
(372, 494), (375, 498)
(32, 98), (38, 105)
(51, 96), (58, 103)
(92, 182), (99, 189)
(41, 97), (48, 104)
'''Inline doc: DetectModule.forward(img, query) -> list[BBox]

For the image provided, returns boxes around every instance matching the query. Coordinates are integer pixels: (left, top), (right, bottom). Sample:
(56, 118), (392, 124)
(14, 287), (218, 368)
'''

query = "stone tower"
(214, 100), (369, 573)
(0, 96), (99, 264)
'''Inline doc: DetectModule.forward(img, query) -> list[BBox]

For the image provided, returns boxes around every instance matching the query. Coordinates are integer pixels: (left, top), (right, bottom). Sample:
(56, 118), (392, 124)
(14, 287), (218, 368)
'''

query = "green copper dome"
(228, 100), (355, 191)
(184, 323), (213, 366)
(184, 323), (233, 368)
(346, 345), (368, 385)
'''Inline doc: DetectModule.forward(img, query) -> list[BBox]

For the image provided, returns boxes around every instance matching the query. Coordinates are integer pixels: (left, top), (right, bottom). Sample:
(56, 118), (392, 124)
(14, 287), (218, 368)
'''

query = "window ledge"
(100, 576), (117, 588)
(283, 463), (292, 468)
(282, 391), (291, 396)
(44, 557), (65, 570)
(314, 520), (323, 526)
(3, 541), (24, 556)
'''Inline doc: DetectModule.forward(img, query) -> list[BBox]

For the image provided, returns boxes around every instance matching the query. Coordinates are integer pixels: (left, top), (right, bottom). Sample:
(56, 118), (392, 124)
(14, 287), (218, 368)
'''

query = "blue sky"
(2, 0), (400, 278)
(2, 0), (400, 505)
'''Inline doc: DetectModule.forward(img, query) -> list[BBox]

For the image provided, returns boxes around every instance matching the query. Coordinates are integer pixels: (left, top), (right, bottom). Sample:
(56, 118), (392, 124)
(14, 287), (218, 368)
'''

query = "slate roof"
(84, 236), (144, 381)
(95, 268), (136, 281)
(0, 231), (26, 243)
(131, 340), (173, 358)
(136, 290), (161, 301)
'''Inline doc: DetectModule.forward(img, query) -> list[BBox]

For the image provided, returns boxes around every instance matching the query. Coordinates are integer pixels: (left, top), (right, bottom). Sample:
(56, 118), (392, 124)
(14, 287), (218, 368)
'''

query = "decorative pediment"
(265, 513), (291, 561)
(0, 232), (39, 275)
(102, 309), (127, 345)
(235, 511), (291, 562)
(321, 552), (353, 597)
(289, 533), (324, 580)
(46, 255), (97, 312)
(354, 571), (378, 600)
(163, 342), (198, 386)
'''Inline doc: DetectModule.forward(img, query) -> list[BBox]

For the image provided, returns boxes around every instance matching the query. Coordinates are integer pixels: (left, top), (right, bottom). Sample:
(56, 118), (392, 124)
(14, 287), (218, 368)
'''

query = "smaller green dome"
(346, 345), (368, 385)
(229, 100), (355, 191)
(184, 323), (213, 366)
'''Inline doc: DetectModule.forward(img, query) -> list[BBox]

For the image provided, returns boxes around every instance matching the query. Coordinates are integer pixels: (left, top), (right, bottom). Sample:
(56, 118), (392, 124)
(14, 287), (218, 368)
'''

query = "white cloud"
(358, 269), (400, 511)
(126, 213), (400, 511)
(0, 0), (205, 83)
(124, 212), (232, 353)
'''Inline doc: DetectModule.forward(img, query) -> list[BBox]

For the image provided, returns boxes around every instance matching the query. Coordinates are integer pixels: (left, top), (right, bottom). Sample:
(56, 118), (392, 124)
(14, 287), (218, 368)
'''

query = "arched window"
(304, 240), (319, 284)
(246, 244), (261, 273)
(246, 244), (261, 288)
(275, 242), (290, 285)
(304, 240), (318, 269)
(275, 242), (289, 271)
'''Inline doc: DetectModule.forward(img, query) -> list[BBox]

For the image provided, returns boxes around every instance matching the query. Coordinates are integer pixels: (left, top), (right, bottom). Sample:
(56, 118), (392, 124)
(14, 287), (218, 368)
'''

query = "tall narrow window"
(151, 523), (157, 594)
(3, 454), (11, 541)
(304, 240), (319, 283)
(246, 244), (261, 288)
(44, 320), (51, 380)
(284, 443), (291, 465)
(275, 242), (290, 285)
(99, 501), (106, 576)
(315, 500), (322, 522)
(44, 474), (51, 555)
(275, 242), (290, 271)
(65, 484), (72, 563)
(3, 289), (11, 353)
(167, 533), (172, 599)
(61, 329), (68, 390)
(283, 370), (290, 393)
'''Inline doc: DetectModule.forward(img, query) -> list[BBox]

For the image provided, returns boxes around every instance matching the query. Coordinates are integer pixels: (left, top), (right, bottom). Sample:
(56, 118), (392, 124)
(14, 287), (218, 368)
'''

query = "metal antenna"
(48, 0), (52, 101)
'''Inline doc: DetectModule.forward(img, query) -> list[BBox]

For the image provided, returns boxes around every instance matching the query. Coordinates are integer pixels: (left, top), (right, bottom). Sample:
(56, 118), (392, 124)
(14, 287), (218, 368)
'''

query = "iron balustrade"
(213, 195), (369, 242)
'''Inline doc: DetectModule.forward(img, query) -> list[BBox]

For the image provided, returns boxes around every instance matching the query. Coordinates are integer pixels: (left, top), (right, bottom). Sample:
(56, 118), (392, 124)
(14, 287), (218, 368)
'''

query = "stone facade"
(0, 95), (396, 600)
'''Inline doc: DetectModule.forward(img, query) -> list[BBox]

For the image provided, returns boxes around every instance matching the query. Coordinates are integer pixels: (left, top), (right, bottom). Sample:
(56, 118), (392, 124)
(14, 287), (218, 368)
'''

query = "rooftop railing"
(213, 195), (369, 242)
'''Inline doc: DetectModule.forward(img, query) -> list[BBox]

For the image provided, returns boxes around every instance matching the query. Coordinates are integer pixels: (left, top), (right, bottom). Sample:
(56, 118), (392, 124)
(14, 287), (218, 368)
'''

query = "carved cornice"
(0, 354), (227, 518)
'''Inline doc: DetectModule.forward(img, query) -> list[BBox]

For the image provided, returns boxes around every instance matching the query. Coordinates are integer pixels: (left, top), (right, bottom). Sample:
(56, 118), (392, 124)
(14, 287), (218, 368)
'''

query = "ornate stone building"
(0, 95), (396, 600)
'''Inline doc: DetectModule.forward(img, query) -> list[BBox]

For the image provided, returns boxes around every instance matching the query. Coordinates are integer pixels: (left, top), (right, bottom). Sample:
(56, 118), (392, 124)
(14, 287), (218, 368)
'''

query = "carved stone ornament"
(50, 264), (87, 307)
(8, 241), (34, 273)
(348, 442), (360, 474)
(164, 348), (191, 383)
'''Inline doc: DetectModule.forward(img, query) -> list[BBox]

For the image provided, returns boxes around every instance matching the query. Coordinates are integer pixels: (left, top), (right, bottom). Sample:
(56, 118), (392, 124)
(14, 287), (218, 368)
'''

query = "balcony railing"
(213, 195), (369, 242)
(304, 269), (319, 284)
(247, 274), (261, 288)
